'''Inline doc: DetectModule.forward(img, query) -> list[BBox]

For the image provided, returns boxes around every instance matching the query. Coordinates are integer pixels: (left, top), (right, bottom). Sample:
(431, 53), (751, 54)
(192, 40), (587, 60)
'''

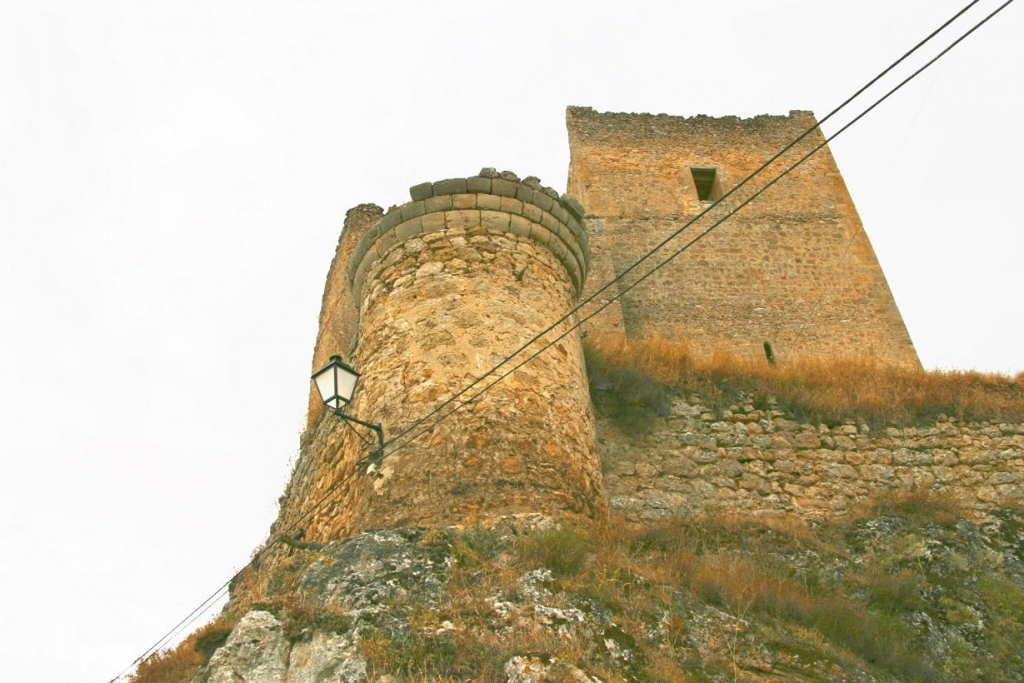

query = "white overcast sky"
(1, 1), (1021, 680)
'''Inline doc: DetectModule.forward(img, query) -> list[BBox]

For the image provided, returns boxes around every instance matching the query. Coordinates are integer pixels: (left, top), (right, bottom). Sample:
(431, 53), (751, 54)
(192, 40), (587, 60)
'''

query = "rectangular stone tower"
(567, 106), (920, 368)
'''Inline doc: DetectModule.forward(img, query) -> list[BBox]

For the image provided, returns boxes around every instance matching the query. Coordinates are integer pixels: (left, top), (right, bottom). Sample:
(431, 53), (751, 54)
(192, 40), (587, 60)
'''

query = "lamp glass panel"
(314, 368), (338, 406)
(336, 367), (358, 403)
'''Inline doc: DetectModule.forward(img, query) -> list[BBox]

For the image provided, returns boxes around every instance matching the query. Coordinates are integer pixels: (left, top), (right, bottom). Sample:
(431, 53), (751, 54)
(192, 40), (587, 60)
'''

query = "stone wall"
(567, 106), (920, 369)
(305, 204), (382, 430)
(599, 393), (1024, 522)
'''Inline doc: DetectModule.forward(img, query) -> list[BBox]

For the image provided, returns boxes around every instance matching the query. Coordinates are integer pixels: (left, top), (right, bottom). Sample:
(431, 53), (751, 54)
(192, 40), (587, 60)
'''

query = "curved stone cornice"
(348, 170), (588, 304)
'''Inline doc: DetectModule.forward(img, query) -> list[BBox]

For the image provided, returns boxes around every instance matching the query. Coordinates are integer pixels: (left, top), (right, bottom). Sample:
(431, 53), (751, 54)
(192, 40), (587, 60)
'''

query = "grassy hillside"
(133, 494), (1024, 682)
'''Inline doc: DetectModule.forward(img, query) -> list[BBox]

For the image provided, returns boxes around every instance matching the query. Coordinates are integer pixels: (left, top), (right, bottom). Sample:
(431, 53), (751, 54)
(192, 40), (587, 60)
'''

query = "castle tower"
(272, 170), (604, 545)
(567, 106), (920, 368)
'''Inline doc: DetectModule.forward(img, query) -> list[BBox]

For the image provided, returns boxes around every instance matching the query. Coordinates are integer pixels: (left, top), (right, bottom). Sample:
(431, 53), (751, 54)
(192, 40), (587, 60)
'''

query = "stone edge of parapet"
(348, 169), (589, 303)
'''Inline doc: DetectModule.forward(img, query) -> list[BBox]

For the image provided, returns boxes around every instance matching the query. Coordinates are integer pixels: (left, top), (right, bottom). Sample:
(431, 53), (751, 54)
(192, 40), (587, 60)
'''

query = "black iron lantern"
(312, 355), (360, 410)
(311, 354), (384, 461)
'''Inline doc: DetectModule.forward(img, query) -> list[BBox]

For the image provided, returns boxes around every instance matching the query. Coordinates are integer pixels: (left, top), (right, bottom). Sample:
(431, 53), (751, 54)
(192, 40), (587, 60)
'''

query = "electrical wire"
(107, 439), (374, 682)
(107, 0), (1010, 678)
(377, 0), (985, 455)
(381, 0), (1014, 458)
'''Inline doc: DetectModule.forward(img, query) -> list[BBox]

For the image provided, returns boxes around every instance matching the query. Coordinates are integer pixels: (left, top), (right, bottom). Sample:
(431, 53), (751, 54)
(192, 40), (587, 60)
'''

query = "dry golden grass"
(584, 333), (1024, 427)
(128, 613), (237, 683)
(133, 495), (1022, 682)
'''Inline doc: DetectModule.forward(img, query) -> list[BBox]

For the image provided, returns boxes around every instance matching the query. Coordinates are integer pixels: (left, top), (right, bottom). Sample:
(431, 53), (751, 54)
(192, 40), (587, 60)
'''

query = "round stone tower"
(330, 169), (603, 533)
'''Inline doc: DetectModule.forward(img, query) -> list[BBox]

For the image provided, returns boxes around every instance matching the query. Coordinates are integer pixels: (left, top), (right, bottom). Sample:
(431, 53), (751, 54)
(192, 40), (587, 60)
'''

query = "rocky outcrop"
(190, 504), (1024, 682)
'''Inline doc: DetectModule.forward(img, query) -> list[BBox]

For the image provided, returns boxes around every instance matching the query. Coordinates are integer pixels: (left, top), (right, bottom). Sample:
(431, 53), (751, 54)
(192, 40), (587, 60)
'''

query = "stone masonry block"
(560, 195), (585, 220)
(400, 201), (426, 221)
(499, 197), (524, 215)
(374, 228), (398, 257)
(481, 210), (511, 232)
(417, 210), (446, 235)
(348, 240), (371, 285)
(508, 214), (532, 238)
(566, 215), (583, 240)
(548, 235), (570, 262)
(492, 178), (518, 198)
(379, 210), (404, 233)
(433, 178), (468, 195)
(410, 182), (434, 201)
(477, 194), (502, 211)
(532, 191), (554, 212)
(540, 211), (562, 236)
(556, 224), (585, 267)
(451, 194), (477, 209)
(529, 222), (553, 247)
(562, 253), (581, 289)
(466, 176), (491, 193)
(523, 203), (543, 223)
(424, 195), (453, 213)
(395, 217), (424, 242)
(352, 256), (372, 298)
(444, 209), (481, 232)
(515, 185), (535, 204)
(551, 204), (570, 226)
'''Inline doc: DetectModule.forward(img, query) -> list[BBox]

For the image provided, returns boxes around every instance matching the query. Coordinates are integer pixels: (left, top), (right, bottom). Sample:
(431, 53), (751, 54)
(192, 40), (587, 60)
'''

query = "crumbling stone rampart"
(600, 396), (1024, 521)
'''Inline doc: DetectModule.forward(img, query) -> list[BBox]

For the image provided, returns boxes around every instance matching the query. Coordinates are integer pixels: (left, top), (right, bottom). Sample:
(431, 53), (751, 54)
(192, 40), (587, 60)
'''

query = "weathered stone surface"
(295, 528), (450, 615)
(599, 389), (1024, 522)
(567, 106), (919, 369)
(193, 611), (289, 683)
(279, 172), (599, 548)
(287, 632), (366, 683)
(305, 204), (382, 430)
(223, 515), (1024, 682)
(504, 655), (599, 682)
(408, 181), (433, 201)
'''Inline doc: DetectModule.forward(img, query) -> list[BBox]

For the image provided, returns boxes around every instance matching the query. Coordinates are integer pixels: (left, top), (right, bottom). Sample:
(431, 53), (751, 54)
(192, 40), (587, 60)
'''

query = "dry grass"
(128, 613), (237, 683)
(139, 495), (1023, 681)
(584, 333), (1024, 427)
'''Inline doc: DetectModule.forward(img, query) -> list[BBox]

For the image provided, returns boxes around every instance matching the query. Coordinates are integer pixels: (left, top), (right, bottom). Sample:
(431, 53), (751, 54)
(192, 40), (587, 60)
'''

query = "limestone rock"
(287, 631), (366, 683)
(503, 654), (601, 682)
(193, 611), (288, 683)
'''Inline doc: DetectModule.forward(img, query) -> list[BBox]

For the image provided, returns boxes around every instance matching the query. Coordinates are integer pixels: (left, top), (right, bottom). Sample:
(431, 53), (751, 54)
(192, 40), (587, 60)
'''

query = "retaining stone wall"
(598, 395), (1024, 521)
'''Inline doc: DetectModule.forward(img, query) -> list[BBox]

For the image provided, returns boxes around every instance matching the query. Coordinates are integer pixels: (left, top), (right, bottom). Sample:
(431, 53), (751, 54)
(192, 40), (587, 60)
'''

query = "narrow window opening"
(690, 167), (722, 202)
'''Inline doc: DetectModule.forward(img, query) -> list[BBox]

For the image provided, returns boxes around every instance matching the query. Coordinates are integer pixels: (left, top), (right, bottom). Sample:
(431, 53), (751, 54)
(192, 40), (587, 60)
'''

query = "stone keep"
(273, 171), (604, 544)
(567, 106), (920, 368)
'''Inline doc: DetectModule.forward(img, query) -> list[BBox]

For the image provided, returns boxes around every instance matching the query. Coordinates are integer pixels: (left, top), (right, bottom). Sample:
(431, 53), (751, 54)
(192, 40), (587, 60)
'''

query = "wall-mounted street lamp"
(311, 355), (384, 460)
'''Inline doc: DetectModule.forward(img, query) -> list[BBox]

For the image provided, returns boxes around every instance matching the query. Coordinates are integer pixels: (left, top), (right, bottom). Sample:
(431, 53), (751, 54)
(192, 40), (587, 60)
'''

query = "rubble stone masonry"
(600, 396), (1024, 522)
(273, 171), (605, 546)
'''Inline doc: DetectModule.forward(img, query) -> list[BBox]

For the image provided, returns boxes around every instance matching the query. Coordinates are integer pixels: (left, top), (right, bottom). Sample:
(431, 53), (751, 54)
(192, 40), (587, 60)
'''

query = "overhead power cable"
(383, 0), (1013, 457)
(381, 0), (1009, 458)
(108, 0), (1009, 678)
(107, 447), (374, 682)
(377, 0), (985, 455)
